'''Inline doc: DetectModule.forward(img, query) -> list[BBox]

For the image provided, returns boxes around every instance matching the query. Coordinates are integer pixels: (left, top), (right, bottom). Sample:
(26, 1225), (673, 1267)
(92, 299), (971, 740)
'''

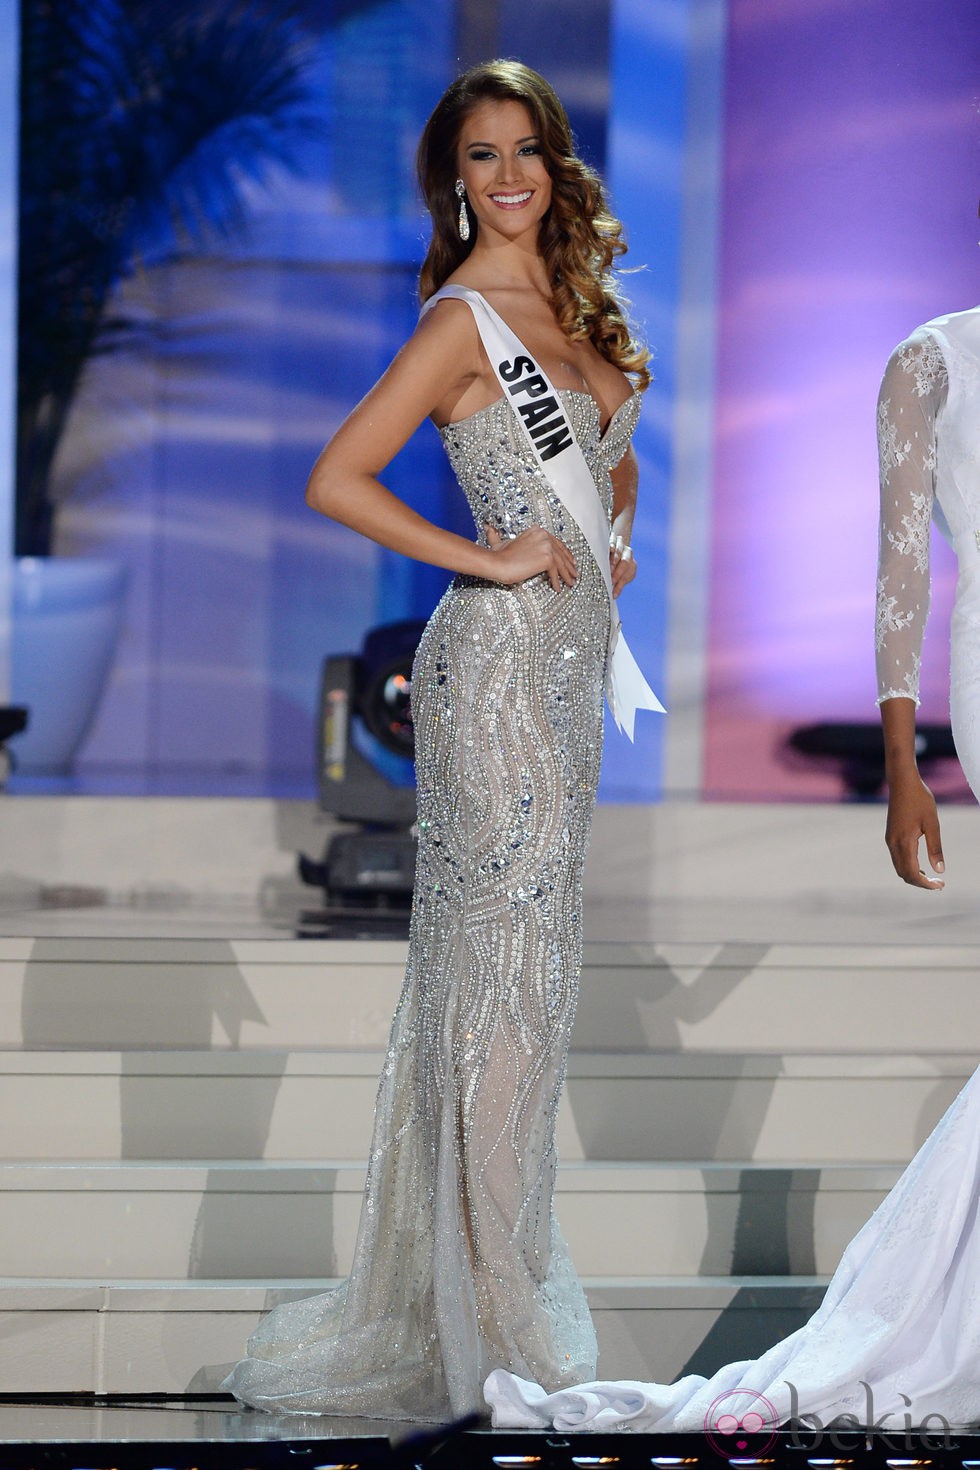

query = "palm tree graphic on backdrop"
(17, 0), (319, 557)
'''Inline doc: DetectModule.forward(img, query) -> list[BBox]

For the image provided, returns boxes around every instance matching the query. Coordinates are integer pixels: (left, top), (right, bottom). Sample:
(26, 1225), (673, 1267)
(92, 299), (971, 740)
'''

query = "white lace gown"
(487, 307), (980, 1433)
(876, 307), (980, 784)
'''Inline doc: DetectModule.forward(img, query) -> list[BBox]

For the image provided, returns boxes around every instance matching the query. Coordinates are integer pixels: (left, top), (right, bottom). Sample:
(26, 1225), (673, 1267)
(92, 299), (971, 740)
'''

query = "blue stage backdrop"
(24, 0), (684, 798)
(0, 0), (16, 701)
(38, 0), (456, 790)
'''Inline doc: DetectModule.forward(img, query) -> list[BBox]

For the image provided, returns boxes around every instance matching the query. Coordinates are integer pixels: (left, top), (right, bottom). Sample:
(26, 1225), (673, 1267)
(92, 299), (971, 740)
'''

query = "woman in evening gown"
(487, 307), (980, 1431)
(224, 60), (659, 1420)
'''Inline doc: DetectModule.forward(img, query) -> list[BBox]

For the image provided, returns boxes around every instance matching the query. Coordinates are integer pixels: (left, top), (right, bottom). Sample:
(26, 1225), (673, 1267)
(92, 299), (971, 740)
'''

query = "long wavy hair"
(416, 60), (650, 390)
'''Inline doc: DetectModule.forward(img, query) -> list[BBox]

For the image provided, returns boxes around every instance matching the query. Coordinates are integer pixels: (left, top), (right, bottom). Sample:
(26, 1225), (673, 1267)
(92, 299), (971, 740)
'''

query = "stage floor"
(1, 1397), (977, 1462)
(0, 1397), (403, 1443)
(2, 796), (979, 1447)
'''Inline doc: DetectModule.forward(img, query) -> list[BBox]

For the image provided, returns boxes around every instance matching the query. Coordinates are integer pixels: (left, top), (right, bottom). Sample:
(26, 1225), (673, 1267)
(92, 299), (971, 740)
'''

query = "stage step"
(0, 1158), (899, 1280)
(0, 1049), (970, 1165)
(0, 1276), (829, 1394)
(2, 922), (972, 1401)
(5, 936), (980, 1055)
(6, 798), (980, 950)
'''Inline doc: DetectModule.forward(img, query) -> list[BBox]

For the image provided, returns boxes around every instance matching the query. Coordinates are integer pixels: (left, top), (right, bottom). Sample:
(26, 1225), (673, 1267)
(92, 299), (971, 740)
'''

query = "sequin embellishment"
(225, 387), (641, 1422)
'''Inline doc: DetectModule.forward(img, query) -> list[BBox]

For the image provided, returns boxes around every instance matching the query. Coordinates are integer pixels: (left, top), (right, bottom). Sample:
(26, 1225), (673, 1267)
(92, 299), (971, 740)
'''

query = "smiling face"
(456, 98), (553, 247)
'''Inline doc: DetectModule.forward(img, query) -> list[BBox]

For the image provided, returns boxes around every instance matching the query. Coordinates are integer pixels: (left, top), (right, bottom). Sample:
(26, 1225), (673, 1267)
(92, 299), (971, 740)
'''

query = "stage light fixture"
(0, 706), (29, 788)
(299, 620), (426, 935)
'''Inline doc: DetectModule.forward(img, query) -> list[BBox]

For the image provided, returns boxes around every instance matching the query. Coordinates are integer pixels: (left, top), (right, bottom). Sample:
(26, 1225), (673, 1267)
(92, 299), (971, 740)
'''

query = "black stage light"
(0, 706), (29, 789)
(316, 620), (424, 824)
(299, 620), (426, 936)
(785, 720), (959, 800)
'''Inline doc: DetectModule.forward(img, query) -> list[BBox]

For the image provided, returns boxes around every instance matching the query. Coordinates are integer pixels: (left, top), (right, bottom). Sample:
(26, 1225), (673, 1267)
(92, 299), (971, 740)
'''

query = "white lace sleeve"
(875, 328), (949, 705)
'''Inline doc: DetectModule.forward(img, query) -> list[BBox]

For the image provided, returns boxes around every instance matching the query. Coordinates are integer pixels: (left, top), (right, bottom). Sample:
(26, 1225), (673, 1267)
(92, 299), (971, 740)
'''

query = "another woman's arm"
(306, 301), (577, 594)
(875, 329), (948, 888)
(881, 698), (944, 887)
(609, 445), (638, 598)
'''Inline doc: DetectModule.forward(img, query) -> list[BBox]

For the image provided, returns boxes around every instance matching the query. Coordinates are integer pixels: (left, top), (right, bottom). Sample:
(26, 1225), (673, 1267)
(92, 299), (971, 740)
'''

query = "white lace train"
(488, 305), (980, 1436)
(486, 1064), (980, 1430)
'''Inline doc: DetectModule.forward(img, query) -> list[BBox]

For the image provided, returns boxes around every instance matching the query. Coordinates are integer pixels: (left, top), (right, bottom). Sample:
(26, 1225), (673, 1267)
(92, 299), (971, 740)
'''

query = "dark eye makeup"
(464, 137), (542, 163)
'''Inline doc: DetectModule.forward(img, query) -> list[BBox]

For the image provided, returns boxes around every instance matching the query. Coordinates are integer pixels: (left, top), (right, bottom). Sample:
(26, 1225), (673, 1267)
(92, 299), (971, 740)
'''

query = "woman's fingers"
(484, 525), (577, 590)
(482, 524), (640, 593)
(483, 523), (639, 595)
(923, 813), (946, 879)
(610, 538), (636, 597)
(889, 837), (929, 887)
(611, 554), (637, 598)
(885, 780), (945, 889)
(545, 533), (576, 592)
(556, 538), (577, 587)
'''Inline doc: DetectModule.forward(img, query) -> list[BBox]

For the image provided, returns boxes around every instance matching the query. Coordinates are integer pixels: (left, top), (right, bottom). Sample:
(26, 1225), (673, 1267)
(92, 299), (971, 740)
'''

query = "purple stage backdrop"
(703, 0), (978, 800)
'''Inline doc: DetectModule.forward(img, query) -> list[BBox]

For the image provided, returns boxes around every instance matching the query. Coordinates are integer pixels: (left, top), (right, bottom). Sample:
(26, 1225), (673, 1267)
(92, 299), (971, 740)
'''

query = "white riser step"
(0, 1160), (897, 1280)
(5, 938), (980, 1054)
(6, 798), (980, 949)
(0, 1277), (828, 1394)
(1, 1050), (971, 1165)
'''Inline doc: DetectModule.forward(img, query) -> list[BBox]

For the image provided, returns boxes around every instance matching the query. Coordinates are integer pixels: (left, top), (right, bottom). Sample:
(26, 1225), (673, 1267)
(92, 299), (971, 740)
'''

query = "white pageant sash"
(422, 283), (664, 739)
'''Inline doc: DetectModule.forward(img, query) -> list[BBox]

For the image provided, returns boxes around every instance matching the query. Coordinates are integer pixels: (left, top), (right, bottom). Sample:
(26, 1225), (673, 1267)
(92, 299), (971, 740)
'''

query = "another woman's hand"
(609, 534), (637, 598)
(884, 771), (946, 889)
(484, 525), (577, 593)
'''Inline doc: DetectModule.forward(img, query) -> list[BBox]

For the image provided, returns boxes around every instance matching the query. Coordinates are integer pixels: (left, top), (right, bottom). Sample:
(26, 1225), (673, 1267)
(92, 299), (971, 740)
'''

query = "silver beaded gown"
(225, 383), (642, 1421)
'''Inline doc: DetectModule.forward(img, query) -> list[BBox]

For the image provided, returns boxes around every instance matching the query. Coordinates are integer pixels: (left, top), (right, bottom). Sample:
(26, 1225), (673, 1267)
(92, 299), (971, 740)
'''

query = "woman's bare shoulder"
(399, 293), (482, 374)
(416, 290), (479, 334)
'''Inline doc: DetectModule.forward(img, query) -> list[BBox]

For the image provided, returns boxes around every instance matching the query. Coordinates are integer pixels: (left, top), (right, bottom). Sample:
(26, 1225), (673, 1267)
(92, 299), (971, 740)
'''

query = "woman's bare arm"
(609, 445), (638, 597)
(306, 301), (577, 593)
(880, 696), (945, 889)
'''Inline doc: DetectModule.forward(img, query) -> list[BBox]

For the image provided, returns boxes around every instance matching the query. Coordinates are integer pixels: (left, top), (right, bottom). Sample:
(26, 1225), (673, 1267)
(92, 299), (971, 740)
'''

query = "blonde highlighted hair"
(416, 60), (651, 391)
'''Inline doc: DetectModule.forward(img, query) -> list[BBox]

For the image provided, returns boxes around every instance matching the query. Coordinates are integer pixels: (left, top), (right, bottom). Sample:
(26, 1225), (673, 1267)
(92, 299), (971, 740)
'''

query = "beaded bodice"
(439, 388), (641, 546)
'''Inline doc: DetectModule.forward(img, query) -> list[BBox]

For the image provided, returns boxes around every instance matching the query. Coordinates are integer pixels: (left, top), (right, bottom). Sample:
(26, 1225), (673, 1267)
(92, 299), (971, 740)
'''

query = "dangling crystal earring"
(455, 179), (470, 242)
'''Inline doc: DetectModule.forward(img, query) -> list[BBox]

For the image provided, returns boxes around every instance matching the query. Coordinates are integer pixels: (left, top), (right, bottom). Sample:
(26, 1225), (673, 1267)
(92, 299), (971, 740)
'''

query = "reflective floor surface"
(0, 1397), (405, 1443)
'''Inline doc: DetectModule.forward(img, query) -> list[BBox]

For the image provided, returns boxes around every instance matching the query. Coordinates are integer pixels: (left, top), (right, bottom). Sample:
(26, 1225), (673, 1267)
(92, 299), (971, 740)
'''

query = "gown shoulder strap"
(420, 283), (485, 314)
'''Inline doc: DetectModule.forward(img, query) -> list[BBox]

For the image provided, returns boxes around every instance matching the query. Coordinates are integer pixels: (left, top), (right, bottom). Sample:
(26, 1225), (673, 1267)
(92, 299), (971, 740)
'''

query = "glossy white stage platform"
(1, 796), (978, 1398)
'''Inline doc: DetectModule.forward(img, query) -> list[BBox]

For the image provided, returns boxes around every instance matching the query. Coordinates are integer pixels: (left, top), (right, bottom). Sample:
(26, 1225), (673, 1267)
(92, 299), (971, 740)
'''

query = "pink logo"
(703, 1389), (780, 1457)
